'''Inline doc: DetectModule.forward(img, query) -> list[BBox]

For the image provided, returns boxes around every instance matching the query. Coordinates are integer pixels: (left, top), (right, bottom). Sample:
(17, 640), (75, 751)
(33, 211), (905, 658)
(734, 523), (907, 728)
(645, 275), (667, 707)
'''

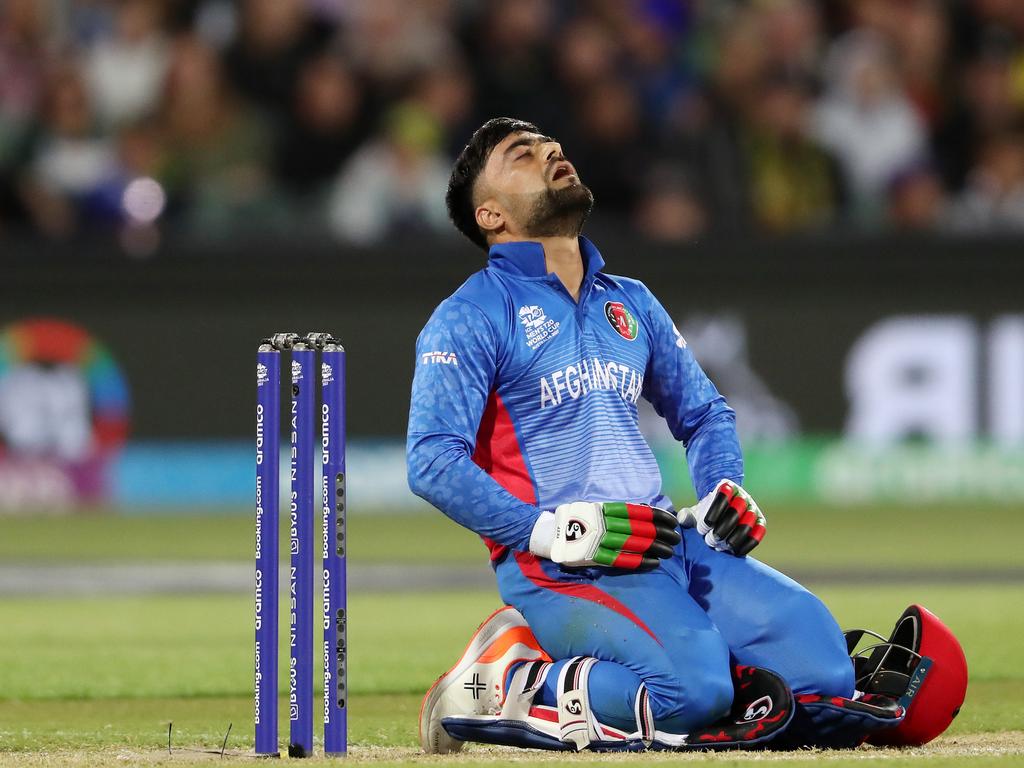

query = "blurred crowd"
(2, 0), (1024, 250)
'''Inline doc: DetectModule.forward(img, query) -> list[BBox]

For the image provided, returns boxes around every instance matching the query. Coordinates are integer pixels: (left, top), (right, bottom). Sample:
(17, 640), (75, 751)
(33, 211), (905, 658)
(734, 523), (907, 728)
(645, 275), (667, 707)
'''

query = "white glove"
(678, 479), (766, 556)
(529, 501), (680, 570)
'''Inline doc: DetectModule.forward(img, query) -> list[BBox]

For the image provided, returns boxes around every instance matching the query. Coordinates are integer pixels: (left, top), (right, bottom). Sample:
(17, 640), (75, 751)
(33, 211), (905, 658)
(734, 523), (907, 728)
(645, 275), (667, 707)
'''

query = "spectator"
(618, 10), (694, 127)
(0, 0), (54, 231)
(342, 0), (456, 94)
(812, 29), (929, 225)
(633, 167), (707, 242)
(934, 37), (1021, 191)
(161, 35), (275, 233)
(325, 103), (450, 244)
(743, 71), (841, 232)
(760, 0), (823, 82)
(22, 62), (117, 235)
(0, 0), (51, 164)
(468, 0), (562, 133)
(844, 0), (905, 41)
(889, 0), (950, 129)
(273, 52), (366, 195)
(410, 58), (476, 158)
(84, 0), (170, 129)
(672, 6), (767, 231)
(887, 162), (949, 229)
(223, 0), (334, 114)
(568, 78), (652, 216)
(1, 0), (1024, 244)
(947, 131), (1024, 231)
(554, 15), (619, 93)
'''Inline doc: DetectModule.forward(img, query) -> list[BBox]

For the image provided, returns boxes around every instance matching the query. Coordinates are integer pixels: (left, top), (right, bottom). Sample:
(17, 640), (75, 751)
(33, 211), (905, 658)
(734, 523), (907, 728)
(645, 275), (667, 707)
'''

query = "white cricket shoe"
(419, 605), (549, 754)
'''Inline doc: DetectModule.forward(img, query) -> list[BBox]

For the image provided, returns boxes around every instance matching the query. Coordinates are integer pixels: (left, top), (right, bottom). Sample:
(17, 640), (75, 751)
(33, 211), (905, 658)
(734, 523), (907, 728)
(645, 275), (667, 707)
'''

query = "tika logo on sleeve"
(519, 305), (560, 350)
(605, 301), (639, 341)
(421, 351), (458, 366)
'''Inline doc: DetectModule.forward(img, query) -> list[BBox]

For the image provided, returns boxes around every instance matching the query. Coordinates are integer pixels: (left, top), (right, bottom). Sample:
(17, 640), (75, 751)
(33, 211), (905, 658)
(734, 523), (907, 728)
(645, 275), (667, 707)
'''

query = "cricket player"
(406, 118), (910, 752)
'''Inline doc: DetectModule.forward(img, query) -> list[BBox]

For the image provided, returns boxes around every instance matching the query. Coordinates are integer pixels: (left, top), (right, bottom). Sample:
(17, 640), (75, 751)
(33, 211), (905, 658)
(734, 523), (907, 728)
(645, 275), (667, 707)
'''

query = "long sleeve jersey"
(406, 237), (742, 562)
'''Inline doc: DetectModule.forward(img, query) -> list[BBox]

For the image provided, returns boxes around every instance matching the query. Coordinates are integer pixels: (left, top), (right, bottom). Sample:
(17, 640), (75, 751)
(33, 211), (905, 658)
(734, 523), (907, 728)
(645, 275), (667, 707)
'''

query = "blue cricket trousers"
(495, 527), (854, 734)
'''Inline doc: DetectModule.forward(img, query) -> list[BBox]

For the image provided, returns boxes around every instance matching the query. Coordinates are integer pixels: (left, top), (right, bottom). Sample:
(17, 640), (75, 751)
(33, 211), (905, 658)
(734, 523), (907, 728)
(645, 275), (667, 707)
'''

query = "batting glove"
(530, 501), (680, 570)
(678, 480), (766, 556)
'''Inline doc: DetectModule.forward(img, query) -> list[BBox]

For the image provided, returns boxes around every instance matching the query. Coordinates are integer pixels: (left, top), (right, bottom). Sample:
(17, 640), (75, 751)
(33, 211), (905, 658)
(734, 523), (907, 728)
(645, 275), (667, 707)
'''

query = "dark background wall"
(3, 232), (1022, 439)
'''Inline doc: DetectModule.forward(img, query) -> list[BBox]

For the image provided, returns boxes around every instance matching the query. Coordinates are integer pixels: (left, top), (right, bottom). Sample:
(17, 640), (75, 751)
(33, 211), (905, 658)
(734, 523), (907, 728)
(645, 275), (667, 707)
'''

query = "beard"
(520, 181), (595, 239)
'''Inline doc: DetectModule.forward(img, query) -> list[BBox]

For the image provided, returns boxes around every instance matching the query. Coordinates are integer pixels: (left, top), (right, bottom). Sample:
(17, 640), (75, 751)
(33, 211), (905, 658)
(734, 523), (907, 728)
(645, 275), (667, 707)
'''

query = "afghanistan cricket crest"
(604, 302), (639, 341)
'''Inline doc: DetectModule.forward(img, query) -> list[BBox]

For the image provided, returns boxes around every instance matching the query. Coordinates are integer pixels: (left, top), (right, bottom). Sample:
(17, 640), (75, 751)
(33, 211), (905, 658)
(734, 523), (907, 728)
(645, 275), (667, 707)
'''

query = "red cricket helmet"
(845, 604), (968, 746)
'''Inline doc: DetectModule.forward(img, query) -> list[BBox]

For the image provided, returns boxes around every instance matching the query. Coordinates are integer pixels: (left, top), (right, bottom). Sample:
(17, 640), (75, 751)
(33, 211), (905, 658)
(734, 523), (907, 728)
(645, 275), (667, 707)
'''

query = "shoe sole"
(418, 606), (531, 754)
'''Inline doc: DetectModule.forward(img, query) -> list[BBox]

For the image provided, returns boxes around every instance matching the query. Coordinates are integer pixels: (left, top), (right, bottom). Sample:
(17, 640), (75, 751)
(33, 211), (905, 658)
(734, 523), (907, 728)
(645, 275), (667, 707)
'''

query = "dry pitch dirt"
(0, 732), (1021, 767)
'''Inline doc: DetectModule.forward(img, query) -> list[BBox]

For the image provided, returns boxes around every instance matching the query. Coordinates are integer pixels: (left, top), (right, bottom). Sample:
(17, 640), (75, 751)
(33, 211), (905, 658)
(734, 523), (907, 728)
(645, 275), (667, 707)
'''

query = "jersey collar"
(487, 236), (607, 281)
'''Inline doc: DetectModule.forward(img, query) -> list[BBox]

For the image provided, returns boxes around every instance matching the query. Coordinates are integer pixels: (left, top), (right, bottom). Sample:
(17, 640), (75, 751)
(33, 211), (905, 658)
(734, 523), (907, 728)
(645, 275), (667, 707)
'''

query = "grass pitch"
(2, 502), (1022, 572)
(0, 506), (1021, 765)
(0, 587), (1021, 765)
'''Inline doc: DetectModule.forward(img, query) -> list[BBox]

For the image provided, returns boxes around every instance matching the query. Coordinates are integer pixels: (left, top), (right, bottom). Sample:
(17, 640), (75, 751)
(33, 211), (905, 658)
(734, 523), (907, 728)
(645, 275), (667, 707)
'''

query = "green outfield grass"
(1, 502), (1023, 571)
(0, 507), (1021, 765)
(0, 586), (1021, 764)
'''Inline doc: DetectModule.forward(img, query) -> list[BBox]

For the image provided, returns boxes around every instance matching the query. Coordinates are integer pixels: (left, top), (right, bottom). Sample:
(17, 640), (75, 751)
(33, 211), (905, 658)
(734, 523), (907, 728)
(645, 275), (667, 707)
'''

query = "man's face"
(475, 131), (594, 241)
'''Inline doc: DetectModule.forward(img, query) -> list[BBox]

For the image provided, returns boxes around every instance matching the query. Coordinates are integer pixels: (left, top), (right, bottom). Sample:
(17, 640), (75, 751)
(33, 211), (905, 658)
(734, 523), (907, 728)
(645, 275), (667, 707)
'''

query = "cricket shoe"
(419, 606), (550, 754)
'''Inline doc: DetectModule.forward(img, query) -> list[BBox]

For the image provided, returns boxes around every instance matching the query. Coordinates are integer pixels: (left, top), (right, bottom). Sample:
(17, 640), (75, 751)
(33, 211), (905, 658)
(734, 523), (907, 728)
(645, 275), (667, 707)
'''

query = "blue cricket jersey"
(406, 236), (742, 561)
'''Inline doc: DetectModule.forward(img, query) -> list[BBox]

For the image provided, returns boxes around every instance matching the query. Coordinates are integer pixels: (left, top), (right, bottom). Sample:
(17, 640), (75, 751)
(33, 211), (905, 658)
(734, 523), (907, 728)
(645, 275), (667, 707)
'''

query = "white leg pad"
(500, 660), (552, 721)
(556, 657), (601, 751)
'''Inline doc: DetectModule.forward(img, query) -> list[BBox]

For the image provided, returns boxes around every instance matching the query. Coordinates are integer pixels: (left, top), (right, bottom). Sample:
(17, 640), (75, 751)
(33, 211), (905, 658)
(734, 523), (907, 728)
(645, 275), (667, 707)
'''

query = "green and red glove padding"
(677, 479), (766, 557)
(529, 501), (680, 570)
(530, 482), (766, 570)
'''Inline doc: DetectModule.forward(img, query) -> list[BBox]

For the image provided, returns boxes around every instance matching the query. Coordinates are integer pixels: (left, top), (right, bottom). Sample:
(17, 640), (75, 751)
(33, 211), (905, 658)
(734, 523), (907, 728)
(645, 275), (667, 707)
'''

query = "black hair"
(446, 117), (540, 250)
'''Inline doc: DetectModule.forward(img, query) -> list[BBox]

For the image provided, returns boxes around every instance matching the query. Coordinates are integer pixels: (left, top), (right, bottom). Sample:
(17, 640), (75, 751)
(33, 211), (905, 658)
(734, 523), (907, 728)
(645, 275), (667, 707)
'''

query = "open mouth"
(551, 163), (574, 181)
